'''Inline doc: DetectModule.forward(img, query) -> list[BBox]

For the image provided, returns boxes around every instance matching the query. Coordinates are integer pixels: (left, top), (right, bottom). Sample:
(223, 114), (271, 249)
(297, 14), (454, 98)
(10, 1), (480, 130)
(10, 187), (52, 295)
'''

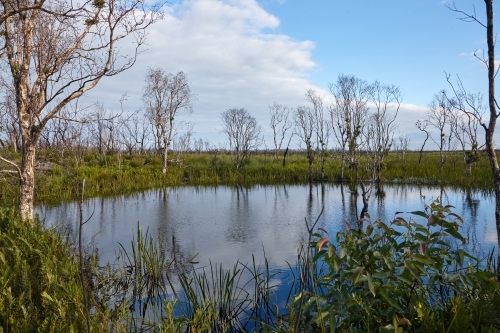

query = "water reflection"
(36, 184), (497, 274)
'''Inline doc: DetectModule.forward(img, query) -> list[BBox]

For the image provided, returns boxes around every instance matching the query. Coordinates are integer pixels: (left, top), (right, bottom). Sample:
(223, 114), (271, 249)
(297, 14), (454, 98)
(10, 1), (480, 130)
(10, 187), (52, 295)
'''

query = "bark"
(19, 142), (36, 219)
(484, 0), (500, 278)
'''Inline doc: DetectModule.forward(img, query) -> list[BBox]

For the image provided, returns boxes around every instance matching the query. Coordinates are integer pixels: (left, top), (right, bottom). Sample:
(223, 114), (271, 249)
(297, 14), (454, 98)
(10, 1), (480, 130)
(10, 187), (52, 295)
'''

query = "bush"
(290, 200), (500, 332)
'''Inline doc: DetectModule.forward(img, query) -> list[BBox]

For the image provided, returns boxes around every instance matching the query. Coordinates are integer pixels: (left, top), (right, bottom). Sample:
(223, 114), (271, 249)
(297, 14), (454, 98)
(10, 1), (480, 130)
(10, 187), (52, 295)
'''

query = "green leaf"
(410, 253), (436, 265)
(383, 256), (395, 271)
(366, 224), (373, 236)
(455, 249), (465, 267)
(404, 260), (422, 279)
(379, 288), (404, 312)
(352, 266), (364, 285)
(473, 271), (497, 281)
(333, 256), (340, 271)
(367, 271), (375, 296)
(327, 244), (335, 258)
(340, 247), (347, 259)
(409, 210), (427, 218)
(395, 273), (414, 284)
(444, 227), (465, 242)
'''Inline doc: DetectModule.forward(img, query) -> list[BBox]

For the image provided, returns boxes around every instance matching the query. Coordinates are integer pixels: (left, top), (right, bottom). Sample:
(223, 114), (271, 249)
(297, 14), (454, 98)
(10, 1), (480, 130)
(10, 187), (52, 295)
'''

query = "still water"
(36, 183), (497, 273)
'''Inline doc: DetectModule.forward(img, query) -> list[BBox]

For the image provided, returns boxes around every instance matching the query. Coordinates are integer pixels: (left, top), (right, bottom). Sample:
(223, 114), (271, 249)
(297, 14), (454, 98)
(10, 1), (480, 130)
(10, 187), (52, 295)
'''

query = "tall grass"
(1, 149), (495, 207)
(1, 201), (500, 332)
(0, 207), (131, 332)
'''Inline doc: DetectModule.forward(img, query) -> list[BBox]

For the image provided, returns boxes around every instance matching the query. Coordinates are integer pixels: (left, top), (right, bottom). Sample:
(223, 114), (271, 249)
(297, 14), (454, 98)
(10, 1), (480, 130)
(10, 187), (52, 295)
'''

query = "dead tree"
(426, 90), (454, 168)
(447, 0), (500, 278)
(269, 102), (293, 161)
(415, 120), (430, 164)
(143, 69), (194, 173)
(328, 74), (371, 181)
(294, 105), (315, 180)
(367, 81), (401, 182)
(306, 89), (330, 180)
(448, 100), (484, 175)
(396, 133), (411, 160)
(0, 0), (163, 219)
(220, 108), (263, 169)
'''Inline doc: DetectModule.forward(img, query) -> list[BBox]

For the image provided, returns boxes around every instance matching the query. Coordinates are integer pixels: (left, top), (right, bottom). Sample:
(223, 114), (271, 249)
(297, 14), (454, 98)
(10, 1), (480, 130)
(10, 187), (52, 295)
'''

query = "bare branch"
(446, 2), (486, 28)
(0, 155), (20, 177)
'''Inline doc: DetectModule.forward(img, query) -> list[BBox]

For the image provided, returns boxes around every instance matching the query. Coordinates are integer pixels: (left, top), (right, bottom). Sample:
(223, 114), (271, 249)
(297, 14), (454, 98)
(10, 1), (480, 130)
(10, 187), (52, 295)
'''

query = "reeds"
(0, 149), (495, 206)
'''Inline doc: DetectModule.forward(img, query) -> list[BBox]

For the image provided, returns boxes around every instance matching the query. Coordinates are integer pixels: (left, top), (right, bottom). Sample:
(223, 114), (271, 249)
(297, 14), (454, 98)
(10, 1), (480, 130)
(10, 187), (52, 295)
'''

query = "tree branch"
(0, 155), (20, 177)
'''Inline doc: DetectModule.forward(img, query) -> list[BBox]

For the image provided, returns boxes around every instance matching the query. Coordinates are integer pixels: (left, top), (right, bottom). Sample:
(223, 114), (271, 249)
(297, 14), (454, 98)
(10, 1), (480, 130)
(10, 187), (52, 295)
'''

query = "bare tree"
(294, 105), (315, 180)
(328, 74), (371, 180)
(395, 133), (411, 160)
(90, 103), (122, 155)
(38, 102), (90, 158)
(366, 81), (401, 182)
(121, 115), (149, 155)
(172, 128), (193, 167)
(446, 0), (500, 277)
(450, 95), (484, 175)
(425, 90), (454, 168)
(0, 0), (163, 219)
(220, 108), (263, 169)
(306, 89), (330, 180)
(143, 69), (194, 173)
(415, 120), (430, 163)
(269, 102), (292, 160)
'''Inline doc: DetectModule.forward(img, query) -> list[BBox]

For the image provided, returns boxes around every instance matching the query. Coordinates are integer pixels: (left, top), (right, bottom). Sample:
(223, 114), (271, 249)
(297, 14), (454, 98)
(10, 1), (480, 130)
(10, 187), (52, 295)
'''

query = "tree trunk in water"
(19, 142), (36, 220)
(359, 182), (371, 220)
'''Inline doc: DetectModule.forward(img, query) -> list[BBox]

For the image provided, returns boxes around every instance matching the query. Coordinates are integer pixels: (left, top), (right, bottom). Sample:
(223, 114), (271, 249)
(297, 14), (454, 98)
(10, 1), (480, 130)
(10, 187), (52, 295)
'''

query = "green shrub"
(290, 200), (500, 332)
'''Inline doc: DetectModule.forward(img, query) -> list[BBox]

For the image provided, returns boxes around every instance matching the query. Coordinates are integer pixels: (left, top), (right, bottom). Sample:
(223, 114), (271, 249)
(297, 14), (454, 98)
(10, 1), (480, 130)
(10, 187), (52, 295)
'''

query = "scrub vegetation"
(0, 0), (499, 331)
(1, 201), (499, 332)
(0, 149), (495, 206)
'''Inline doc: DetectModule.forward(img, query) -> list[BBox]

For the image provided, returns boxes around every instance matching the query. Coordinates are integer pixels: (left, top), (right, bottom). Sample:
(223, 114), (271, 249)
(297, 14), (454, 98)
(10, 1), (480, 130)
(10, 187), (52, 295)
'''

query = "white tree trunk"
(19, 142), (36, 220)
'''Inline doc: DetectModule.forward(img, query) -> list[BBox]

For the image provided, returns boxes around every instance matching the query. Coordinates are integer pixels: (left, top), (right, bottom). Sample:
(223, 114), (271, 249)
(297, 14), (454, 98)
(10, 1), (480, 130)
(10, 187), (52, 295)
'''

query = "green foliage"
(0, 149), (495, 206)
(289, 200), (500, 332)
(0, 199), (499, 332)
(0, 208), (89, 332)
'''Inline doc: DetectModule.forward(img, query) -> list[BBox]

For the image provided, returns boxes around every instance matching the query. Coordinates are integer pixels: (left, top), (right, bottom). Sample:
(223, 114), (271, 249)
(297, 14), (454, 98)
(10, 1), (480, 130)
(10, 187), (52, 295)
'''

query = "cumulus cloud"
(86, 0), (319, 146)
(82, 0), (431, 150)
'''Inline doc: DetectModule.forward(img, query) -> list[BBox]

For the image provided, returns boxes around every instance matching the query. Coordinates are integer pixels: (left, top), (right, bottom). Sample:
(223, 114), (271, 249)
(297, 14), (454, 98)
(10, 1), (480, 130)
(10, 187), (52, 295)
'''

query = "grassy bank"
(1, 202), (499, 332)
(0, 149), (495, 206)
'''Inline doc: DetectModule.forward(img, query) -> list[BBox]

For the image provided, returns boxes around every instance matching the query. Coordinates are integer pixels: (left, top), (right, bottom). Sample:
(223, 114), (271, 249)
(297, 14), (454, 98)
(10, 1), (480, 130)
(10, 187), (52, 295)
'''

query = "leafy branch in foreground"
(290, 199), (500, 333)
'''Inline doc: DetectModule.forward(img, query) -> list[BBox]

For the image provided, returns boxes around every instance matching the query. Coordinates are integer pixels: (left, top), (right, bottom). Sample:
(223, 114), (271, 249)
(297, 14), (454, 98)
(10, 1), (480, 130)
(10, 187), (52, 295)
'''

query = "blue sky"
(261, 0), (490, 104)
(86, 0), (498, 149)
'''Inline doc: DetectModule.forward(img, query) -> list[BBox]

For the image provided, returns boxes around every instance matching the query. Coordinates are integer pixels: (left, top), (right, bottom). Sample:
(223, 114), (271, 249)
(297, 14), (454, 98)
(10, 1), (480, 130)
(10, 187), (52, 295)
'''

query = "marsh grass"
(0, 207), (132, 332)
(1, 201), (500, 332)
(0, 149), (495, 206)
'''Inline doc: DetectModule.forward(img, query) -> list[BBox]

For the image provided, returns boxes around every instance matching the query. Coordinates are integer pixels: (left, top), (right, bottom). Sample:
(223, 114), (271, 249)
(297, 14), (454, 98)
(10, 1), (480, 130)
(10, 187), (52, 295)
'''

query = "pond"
(35, 183), (498, 313)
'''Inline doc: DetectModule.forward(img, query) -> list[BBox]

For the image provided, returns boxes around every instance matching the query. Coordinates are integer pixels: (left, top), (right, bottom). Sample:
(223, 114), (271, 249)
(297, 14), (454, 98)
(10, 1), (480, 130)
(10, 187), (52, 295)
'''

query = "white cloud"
(86, 0), (318, 146)
(82, 0), (434, 150)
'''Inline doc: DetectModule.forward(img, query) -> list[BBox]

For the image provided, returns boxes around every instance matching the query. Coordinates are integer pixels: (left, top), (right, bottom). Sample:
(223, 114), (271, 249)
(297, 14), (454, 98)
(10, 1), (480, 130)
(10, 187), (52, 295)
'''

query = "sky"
(84, 0), (499, 150)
